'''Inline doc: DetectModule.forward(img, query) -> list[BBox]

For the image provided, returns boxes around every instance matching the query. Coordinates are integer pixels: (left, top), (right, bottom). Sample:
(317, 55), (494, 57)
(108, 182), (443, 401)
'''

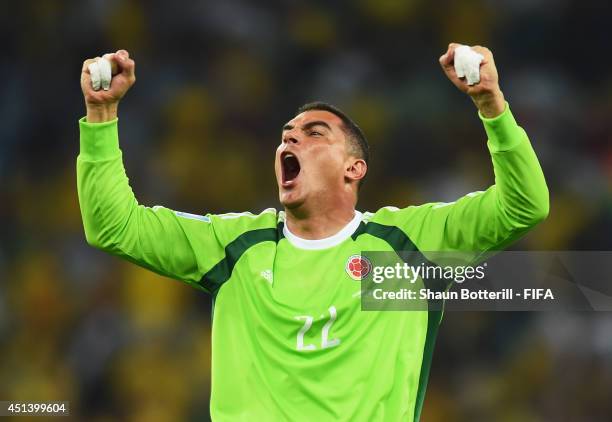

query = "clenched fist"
(439, 43), (505, 118)
(81, 49), (136, 122)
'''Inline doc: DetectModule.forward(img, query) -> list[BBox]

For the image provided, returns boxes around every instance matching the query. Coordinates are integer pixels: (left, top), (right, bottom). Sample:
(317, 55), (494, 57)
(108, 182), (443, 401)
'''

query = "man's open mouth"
(281, 152), (301, 186)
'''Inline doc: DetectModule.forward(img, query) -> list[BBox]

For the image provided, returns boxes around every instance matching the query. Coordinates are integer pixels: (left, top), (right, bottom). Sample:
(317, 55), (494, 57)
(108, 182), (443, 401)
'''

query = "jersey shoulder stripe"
(208, 208), (279, 245)
(216, 208), (277, 219)
(352, 220), (418, 252)
(173, 210), (212, 222)
(198, 225), (282, 294)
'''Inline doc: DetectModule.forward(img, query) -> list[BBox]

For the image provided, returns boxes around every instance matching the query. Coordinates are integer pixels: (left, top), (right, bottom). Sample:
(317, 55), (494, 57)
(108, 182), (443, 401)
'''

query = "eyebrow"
(282, 120), (333, 132)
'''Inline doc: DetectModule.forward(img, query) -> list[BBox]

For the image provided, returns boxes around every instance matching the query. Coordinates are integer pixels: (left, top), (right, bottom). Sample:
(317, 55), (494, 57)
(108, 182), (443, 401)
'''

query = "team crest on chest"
(345, 255), (372, 280)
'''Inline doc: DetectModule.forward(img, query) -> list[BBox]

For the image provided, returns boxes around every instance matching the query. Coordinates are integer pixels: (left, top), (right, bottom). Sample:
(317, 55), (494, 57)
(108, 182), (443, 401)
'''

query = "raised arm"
(77, 50), (224, 289)
(429, 43), (548, 253)
(402, 103), (549, 256)
(372, 44), (549, 261)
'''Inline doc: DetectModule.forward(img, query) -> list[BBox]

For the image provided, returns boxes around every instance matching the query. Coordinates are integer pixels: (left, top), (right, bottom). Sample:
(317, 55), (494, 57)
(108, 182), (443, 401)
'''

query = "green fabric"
(479, 102), (522, 152)
(78, 116), (120, 161)
(76, 105), (548, 421)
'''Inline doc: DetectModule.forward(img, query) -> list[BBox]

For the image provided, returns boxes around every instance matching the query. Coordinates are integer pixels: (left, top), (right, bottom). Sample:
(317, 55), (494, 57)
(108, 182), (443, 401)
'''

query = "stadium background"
(1, 1), (611, 420)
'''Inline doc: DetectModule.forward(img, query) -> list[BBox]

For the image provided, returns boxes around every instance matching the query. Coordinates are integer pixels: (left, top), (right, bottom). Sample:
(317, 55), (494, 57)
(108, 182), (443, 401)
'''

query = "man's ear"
(345, 158), (367, 183)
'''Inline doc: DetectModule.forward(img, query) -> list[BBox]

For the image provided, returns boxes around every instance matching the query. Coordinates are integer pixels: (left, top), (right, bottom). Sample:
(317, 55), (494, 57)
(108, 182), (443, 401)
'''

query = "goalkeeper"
(78, 44), (549, 421)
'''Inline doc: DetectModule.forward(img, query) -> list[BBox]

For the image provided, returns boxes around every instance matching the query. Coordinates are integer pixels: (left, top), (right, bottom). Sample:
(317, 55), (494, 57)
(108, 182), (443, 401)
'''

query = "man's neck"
(284, 206), (356, 240)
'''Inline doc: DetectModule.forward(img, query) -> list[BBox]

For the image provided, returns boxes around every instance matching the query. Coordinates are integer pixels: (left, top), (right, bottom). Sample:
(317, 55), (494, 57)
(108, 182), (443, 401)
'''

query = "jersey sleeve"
(371, 103), (549, 263)
(77, 117), (230, 292)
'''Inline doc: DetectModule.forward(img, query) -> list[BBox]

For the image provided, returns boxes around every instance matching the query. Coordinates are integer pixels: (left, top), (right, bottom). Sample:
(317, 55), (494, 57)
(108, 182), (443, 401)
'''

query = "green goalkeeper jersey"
(77, 104), (548, 421)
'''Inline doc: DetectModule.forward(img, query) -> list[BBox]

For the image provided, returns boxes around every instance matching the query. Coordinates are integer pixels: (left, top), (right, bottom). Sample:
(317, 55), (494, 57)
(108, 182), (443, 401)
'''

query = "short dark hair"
(296, 102), (370, 168)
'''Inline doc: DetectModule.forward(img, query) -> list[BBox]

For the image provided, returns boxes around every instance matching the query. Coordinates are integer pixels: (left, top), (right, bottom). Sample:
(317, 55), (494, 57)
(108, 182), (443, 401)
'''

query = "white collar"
(283, 211), (363, 250)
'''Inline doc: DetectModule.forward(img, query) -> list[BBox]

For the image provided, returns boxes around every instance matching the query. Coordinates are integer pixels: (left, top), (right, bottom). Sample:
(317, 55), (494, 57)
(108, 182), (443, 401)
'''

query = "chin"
(279, 191), (305, 210)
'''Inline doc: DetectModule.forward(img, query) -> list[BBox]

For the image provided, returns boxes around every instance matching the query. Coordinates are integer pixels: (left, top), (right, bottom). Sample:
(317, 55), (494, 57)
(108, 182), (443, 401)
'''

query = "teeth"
(285, 153), (294, 159)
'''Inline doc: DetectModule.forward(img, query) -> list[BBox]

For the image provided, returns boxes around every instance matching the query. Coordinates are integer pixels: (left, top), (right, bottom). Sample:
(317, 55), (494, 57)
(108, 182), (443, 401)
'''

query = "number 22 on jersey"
(294, 306), (340, 351)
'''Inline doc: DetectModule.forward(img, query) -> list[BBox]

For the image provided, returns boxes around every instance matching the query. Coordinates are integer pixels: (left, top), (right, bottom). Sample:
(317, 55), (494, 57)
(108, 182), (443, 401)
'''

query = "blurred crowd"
(1, 0), (611, 420)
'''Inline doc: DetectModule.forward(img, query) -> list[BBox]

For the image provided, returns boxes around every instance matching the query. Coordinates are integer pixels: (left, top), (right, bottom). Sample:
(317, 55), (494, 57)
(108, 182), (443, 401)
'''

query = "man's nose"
(282, 133), (299, 145)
